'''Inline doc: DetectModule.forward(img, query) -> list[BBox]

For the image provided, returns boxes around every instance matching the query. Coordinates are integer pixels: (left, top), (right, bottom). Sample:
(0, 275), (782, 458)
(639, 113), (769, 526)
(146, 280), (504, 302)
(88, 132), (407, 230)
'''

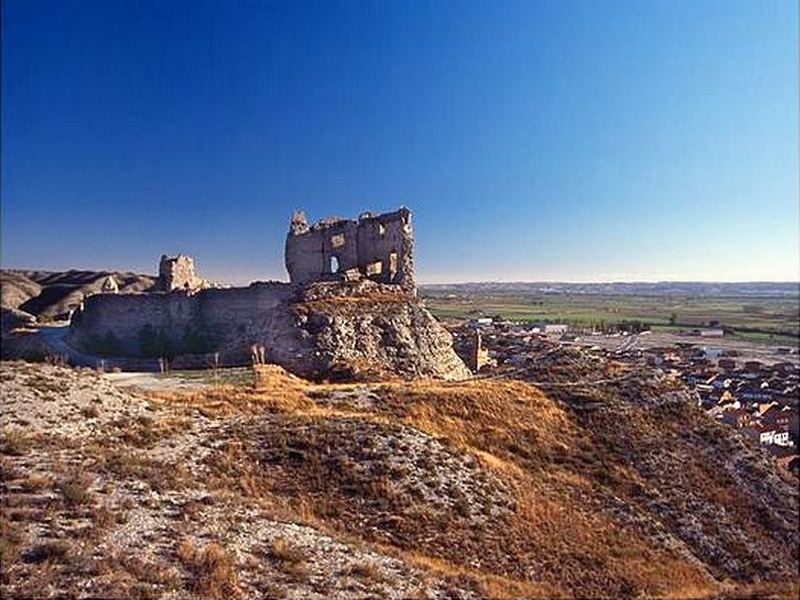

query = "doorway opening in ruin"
(330, 256), (340, 273)
(388, 251), (398, 280)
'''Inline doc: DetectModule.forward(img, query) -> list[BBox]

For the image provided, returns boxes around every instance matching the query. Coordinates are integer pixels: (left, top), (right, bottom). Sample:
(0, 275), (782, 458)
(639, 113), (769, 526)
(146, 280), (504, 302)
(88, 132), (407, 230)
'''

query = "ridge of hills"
(1, 270), (156, 325)
(5, 268), (798, 331)
(2, 349), (798, 598)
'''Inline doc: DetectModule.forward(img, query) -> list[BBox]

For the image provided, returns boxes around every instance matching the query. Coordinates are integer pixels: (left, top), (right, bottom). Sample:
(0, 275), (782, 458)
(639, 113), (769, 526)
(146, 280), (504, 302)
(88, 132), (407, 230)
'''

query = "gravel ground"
(1, 361), (482, 599)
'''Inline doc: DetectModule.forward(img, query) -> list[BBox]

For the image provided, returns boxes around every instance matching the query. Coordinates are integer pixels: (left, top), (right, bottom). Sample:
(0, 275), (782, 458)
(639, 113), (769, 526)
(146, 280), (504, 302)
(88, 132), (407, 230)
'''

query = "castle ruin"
(157, 254), (208, 292)
(285, 207), (414, 290)
(68, 208), (469, 380)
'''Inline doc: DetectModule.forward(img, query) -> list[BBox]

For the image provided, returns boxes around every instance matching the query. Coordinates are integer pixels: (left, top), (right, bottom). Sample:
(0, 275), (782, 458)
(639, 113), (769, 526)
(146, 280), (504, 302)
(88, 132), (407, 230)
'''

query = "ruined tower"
(466, 329), (494, 373)
(156, 254), (207, 292)
(284, 207), (415, 290)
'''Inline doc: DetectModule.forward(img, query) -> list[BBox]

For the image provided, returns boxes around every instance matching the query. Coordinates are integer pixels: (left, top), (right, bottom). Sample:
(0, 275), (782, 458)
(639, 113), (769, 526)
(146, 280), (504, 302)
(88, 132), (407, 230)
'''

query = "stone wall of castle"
(69, 283), (295, 359)
(66, 207), (469, 378)
(285, 208), (414, 289)
(70, 292), (195, 355)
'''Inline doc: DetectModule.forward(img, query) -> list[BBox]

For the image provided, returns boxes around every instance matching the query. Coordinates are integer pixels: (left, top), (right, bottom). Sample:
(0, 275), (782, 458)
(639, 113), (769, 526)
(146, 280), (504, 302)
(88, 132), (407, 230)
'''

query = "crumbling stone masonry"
(157, 254), (207, 292)
(68, 207), (469, 379)
(466, 329), (495, 373)
(285, 208), (415, 290)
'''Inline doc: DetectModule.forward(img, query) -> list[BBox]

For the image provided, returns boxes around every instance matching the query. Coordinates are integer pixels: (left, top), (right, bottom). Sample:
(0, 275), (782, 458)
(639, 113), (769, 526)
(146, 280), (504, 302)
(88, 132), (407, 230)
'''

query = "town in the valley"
(449, 317), (800, 475)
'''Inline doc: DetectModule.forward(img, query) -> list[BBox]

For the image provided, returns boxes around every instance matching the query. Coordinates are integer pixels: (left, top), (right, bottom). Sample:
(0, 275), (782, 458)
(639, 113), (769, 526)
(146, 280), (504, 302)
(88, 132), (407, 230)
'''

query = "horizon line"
(417, 280), (800, 286)
(2, 265), (798, 288)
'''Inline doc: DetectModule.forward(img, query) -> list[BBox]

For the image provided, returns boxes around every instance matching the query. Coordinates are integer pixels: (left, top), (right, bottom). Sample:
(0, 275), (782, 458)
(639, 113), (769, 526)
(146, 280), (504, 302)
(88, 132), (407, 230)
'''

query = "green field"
(422, 293), (800, 344)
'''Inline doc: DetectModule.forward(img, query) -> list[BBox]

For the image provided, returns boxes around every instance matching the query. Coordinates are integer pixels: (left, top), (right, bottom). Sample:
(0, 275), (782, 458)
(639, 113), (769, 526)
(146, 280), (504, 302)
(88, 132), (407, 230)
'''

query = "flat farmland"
(421, 291), (800, 345)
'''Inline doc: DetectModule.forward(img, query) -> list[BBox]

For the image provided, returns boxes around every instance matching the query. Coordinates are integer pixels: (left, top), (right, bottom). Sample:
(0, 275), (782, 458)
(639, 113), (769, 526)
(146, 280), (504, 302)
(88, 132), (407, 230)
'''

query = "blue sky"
(2, 0), (798, 284)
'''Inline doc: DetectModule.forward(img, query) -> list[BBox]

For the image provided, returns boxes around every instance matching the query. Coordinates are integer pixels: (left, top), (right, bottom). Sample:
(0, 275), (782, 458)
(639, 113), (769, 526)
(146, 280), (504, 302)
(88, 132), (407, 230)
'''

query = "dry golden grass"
(4, 358), (795, 599)
(141, 373), (791, 597)
(176, 539), (241, 598)
(148, 367), (316, 417)
(253, 364), (310, 391)
(265, 538), (311, 581)
(0, 427), (36, 456)
(179, 375), (697, 596)
(344, 560), (385, 583)
(714, 580), (800, 599)
(397, 550), (561, 599)
(366, 378), (581, 479)
(17, 473), (51, 493)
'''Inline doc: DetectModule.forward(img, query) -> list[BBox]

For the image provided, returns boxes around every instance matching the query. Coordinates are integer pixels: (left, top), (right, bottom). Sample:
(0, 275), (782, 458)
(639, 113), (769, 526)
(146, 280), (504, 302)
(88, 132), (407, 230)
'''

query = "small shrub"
(24, 540), (74, 564)
(19, 474), (50, 493)
(346, 561), (386, 583)
(262, 583), (288, 599)
(128, 583), (157, 600)
(453, 496), (471, 518)
(119, 553), (176, 585)
(177, 539), (241, 597)
(102, 450), (184, 490)
(267, 538), (310, 581)
(59, 472), (93, 506)
(92, 504), (116, 529)
(267, 537), (306, 564)
(80, 405), (101, 419)
(180, 500), (204, 522)
(1, 517), (23, 566)
(1, 428), (34, 456)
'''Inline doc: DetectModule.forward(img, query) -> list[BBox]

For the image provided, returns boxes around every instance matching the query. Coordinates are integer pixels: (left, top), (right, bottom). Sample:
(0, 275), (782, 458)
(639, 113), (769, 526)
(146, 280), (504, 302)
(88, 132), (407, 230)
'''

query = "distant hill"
(421, 281), (800, 297)
(0, 269), (156, 326)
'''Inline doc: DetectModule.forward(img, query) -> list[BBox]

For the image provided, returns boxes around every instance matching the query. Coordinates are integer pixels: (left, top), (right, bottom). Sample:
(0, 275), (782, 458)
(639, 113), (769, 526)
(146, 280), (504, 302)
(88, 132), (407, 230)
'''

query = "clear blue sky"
(2, 0), (798, 284)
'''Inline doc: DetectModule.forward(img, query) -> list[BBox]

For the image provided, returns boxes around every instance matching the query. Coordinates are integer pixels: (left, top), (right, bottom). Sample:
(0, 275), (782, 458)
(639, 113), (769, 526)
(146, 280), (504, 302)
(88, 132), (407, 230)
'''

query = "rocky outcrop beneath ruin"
(14, 208), (469, 380)
(287, 281), (471, 381)
(63, 278), (469, 381)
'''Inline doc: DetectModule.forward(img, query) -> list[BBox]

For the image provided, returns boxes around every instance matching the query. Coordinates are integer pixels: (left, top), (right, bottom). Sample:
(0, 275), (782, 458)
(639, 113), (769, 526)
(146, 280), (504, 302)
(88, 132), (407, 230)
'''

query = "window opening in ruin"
(330, 256), (340, 273)
(366, 260), (383, 276)
(331, 233), (345, 248)
(378, 223), (386, 236)
(389, 251), (398, 280)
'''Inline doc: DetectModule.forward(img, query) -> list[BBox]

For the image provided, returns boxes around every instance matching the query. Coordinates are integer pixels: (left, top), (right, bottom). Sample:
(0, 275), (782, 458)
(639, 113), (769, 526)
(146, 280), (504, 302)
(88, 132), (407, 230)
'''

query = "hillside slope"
(1, 359), (797, 598)
(0, 269), (156, 323)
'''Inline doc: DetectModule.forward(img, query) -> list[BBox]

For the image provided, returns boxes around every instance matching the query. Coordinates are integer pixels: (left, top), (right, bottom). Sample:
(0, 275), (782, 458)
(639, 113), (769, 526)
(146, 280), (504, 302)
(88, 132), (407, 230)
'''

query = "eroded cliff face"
(29, 208), (467, 379)
(66, 279), (470, 381)
(286, 281), (471, 381)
